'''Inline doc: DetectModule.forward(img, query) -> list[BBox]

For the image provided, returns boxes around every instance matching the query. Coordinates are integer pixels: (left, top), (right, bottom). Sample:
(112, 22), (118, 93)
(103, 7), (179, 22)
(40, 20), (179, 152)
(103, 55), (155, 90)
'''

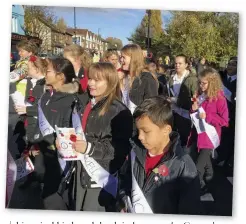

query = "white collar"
(173, 70), (188, 81)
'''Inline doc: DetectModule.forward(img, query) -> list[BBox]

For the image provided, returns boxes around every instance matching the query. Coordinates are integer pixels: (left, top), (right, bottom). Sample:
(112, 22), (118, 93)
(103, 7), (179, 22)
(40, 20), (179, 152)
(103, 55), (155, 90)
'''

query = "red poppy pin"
(29, 55), (37, 62)
(153, 164), (169, 177)
(28, 96), (35, 103)
(70, 134), (77, 143)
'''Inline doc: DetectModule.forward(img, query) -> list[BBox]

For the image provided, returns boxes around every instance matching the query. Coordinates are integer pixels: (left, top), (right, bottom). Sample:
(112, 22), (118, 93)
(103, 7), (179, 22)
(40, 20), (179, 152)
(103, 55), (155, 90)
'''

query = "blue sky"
(51, 7), (172, 45)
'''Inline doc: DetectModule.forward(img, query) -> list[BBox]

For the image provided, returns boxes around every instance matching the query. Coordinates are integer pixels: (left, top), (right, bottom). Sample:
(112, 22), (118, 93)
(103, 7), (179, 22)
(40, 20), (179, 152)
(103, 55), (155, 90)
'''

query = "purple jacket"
(187, 91), (229, 150)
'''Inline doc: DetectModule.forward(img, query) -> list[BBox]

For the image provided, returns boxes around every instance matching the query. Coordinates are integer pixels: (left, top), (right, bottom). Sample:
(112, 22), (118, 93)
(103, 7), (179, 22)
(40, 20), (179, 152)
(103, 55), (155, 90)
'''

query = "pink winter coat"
(187, 91), (229, 150)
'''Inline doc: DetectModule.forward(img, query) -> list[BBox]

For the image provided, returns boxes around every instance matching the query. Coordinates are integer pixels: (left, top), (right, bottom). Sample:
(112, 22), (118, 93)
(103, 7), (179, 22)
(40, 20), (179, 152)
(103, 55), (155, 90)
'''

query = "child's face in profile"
(18, 48), (32, 59)
(27, 61), (39, 79)
(136, 115), (171, 155)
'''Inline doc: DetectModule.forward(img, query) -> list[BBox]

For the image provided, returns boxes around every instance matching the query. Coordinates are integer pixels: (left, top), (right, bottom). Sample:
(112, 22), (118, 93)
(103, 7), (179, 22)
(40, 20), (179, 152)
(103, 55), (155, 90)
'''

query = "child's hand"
(15, 105), (27, 115)
(191, 92), (198, 111)
(199, 112), (206, 119)
(55, 138), (61, 150)
(74, 139), (87, 154)
(29, 150), (40, 157)
(192, 102), (198, 111)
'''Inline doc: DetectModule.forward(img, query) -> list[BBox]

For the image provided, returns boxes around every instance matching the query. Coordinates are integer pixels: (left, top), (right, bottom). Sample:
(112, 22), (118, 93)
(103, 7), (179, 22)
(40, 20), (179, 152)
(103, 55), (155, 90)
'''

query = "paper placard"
(55, 126), (80, 161)
(10, 91), (25, 107)
(190, 111), (206, 134)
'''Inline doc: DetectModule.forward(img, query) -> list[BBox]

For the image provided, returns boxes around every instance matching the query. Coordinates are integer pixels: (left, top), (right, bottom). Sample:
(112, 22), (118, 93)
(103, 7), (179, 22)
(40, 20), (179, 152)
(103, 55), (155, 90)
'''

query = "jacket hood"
(58, 81), (80, 94)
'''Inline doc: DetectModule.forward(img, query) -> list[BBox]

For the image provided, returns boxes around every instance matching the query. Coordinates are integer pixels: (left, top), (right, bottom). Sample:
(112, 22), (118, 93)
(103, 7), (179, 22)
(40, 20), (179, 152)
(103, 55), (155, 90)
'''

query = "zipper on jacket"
(45, 90), (53, 105)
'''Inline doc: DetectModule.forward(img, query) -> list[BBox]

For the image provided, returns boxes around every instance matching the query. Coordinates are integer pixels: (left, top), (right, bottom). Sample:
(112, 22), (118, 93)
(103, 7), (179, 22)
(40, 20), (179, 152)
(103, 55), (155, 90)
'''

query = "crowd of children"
(7, 40), (237, 215)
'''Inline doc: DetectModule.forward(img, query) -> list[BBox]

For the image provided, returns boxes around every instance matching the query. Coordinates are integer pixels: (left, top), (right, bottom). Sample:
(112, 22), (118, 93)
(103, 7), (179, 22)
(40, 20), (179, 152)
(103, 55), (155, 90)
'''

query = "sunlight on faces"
(27, 61), (39, 79)
(17, 47), (32, 59)
(88, 70), (108, 100)
(199, 77), (209, 93)
(120, 53), (131, 71)
(175, 56), (188, 74)
(107, 54), (119, 68)
(45, 62), (64, 86)
(136, 115), (172, 156)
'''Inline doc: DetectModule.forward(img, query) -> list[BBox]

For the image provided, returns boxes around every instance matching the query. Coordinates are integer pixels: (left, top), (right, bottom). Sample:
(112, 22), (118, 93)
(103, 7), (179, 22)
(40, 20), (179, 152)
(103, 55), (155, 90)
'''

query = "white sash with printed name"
(190, 95), (220, 157)
(72, 109), (118, 198)
(126, 150), (153, 214)
(122, 76), (137, 114)
(38, 99), (67, 170)
(169, 87), (190, 120)
(38, 99), (55, 137)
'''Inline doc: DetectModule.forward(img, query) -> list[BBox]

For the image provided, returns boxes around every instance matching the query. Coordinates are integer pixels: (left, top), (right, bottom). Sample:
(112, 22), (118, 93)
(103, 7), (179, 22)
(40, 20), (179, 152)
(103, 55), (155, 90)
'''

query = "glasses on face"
(199, 81), (208, 86)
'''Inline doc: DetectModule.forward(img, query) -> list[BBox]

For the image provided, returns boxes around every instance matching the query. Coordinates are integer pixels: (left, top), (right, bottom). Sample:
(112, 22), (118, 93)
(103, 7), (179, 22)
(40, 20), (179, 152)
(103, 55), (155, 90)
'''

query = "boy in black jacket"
(117, 96), (201, 215)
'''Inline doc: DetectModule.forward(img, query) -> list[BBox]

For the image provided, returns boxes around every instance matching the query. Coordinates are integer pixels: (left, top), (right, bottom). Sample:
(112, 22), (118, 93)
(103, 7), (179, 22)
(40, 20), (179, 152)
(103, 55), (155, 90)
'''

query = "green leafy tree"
(166, 11), (239, 62)
(105, 37), (123, 50)
(128, 10), (169, 58)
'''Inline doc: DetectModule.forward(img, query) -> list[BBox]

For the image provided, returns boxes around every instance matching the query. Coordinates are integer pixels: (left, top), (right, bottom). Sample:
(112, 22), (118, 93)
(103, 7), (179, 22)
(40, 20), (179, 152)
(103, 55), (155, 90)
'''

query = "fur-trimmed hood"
(44, 80), (80, 94)
(58, 80), (80, 94)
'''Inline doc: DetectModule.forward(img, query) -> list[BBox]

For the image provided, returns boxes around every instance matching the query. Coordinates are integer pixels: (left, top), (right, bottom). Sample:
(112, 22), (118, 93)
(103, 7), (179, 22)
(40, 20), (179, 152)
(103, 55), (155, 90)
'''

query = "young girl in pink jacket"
(187, 68), (229, 192)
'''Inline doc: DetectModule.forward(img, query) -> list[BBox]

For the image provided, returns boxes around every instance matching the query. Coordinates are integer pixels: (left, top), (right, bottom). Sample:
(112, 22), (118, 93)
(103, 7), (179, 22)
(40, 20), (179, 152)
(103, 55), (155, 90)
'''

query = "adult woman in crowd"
(167, 54), (198, 146)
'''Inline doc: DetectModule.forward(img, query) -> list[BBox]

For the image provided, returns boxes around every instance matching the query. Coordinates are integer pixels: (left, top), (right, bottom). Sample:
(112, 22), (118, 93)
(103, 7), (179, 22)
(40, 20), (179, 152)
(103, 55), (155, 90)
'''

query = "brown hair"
(16, 40), (38, 55)
(121, 44), (158, 87)
(29, 56), (48, 74)
(88, 62), (121, 116)
(103, 50), (119, 62)
(64, 44), (92, 70)
(133, 96), (173, 128)
(199, 68), (223, 101)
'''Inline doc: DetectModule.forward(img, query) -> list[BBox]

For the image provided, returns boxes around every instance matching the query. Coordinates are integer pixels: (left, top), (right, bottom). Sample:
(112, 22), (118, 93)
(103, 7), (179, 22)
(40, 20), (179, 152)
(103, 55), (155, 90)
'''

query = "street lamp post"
(146, 10), (152, 56)
(74, 7), (77, 44)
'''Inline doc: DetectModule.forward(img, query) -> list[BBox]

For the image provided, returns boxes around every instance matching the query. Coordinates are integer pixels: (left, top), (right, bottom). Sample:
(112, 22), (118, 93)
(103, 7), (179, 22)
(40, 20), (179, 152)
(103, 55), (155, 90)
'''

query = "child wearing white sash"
(187, 68), (229, 193)
(69, 63), (133, 212)
(120, 44), (159, 114)
(117, 96), (200, 214)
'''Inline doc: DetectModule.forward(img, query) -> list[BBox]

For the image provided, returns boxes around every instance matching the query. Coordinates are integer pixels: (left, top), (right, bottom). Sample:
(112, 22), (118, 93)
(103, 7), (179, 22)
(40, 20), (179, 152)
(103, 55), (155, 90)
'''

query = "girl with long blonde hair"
(68, 62), (133, 212)
(64, 44), (92, 92)
(120, 44), (158, 114)
(187, 68), (229, 193)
